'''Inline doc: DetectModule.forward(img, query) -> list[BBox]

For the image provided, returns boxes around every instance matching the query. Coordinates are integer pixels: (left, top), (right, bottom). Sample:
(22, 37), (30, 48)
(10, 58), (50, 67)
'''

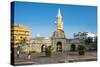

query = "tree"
(45, 46), (52, 57)
(77, 45), (85, 55)
(84, 37), (93, 50)
(94, 36), (97, 44)
(19, 38), (26, 46)
(85, 37), (93, 45)
(16, 38), (27, 57)
(93, 36), (97, 51)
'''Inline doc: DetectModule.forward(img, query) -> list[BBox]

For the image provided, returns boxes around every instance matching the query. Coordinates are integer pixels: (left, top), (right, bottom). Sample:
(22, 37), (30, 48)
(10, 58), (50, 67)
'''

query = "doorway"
(70, 43), (76, 51)
(41, 44), (46, 53)
(56, 41), (62, 52)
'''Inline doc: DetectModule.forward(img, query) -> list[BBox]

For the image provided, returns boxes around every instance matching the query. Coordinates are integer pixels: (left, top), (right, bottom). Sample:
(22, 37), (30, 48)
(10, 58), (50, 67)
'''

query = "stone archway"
(56, 41), (62, 52)
(70, 43), (76, 51)
(41, 44), (46, 53)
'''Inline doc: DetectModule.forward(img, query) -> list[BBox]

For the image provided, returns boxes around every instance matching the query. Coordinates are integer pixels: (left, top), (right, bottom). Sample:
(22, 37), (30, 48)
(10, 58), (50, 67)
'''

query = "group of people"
(16, 50), (32, 60)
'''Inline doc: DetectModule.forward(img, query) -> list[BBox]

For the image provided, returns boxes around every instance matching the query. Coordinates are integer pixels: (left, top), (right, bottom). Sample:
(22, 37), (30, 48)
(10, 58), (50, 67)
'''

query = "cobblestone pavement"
(14, 51), (97, 65)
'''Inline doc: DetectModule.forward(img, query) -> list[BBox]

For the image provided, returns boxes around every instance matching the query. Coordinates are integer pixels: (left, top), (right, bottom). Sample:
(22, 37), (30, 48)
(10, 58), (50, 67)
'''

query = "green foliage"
(85, 36), (97, 51)
(19, 38), (26, 46)
(16, 45), (21, 51)
(94, 36), (97, 50)
(77, 45), (85, 51)
(94, 36), (97, 43)
(85, 37), (93, 45)
(78, 51), (85, 55)
(77, 45), (85, 55)
(45, 46), (52, 57)
(31, 51), (36, 53)
(16, 38), (27, 52)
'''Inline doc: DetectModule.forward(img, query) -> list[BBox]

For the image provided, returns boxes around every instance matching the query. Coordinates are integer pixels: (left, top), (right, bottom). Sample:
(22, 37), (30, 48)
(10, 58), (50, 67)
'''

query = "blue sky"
(13, 1), (97, 38)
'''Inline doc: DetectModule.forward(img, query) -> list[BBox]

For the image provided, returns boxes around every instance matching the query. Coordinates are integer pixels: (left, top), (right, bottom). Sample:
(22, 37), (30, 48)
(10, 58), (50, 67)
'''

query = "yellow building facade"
(11, 24), (30, 45)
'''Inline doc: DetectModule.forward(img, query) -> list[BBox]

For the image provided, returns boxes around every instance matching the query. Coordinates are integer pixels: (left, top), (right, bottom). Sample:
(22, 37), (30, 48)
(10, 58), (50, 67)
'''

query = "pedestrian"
(16, 45), (20, 58)
(17, 50), (20, 58)
(28, 51), (31, 60)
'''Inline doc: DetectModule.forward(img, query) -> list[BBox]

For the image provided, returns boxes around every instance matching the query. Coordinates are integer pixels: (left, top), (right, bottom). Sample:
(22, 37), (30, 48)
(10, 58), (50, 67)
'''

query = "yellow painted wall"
(11, 24), (30, 45)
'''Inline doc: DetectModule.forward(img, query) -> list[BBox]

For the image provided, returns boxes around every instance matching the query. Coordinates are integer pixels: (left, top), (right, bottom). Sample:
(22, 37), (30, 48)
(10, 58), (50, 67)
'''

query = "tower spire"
(58, 8), (61, 17)
(56, 8), (63, 30)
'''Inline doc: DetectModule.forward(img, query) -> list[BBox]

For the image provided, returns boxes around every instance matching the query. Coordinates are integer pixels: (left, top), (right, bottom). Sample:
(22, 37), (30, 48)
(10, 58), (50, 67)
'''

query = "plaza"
(11, 2), (97, 65)
(14, 51), (97, 65)
(12, 8), (97, 65)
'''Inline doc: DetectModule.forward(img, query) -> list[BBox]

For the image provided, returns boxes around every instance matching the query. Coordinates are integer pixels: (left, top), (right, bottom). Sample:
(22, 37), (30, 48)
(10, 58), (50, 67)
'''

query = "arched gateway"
(56, 41), (62, 52)
(41, 44), (46, 53)
(70, 43), (76, 51)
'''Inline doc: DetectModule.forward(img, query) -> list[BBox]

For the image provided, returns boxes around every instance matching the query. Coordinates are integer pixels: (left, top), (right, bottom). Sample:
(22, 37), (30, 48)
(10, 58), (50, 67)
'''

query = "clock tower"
(52, 8), (68, 52)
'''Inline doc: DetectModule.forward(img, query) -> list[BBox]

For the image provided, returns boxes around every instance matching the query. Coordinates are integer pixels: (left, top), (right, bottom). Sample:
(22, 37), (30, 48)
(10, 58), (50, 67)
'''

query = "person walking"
(28, 51), (31, 60)
(17, 50), (20, 58)
(16, 45), (20, 58)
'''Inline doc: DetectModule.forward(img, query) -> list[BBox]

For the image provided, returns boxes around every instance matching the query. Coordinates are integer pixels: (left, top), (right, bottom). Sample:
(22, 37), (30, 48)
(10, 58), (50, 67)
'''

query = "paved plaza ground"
(14, 51), (97, 65)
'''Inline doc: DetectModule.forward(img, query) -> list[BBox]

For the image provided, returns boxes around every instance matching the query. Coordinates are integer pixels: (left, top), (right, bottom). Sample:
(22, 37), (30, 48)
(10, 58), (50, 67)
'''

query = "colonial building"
(74, 32), (97, 50)
(30, 34), (51, 52)
(12, 8), (96, 53)
(29, 8), (84, 53)
(74, 32), (96, 41)
(11, 24), (30, 45)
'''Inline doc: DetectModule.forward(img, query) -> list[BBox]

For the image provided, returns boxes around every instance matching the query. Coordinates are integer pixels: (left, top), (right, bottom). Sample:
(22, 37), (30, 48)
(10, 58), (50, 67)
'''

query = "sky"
(13, 1), (97, 38)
